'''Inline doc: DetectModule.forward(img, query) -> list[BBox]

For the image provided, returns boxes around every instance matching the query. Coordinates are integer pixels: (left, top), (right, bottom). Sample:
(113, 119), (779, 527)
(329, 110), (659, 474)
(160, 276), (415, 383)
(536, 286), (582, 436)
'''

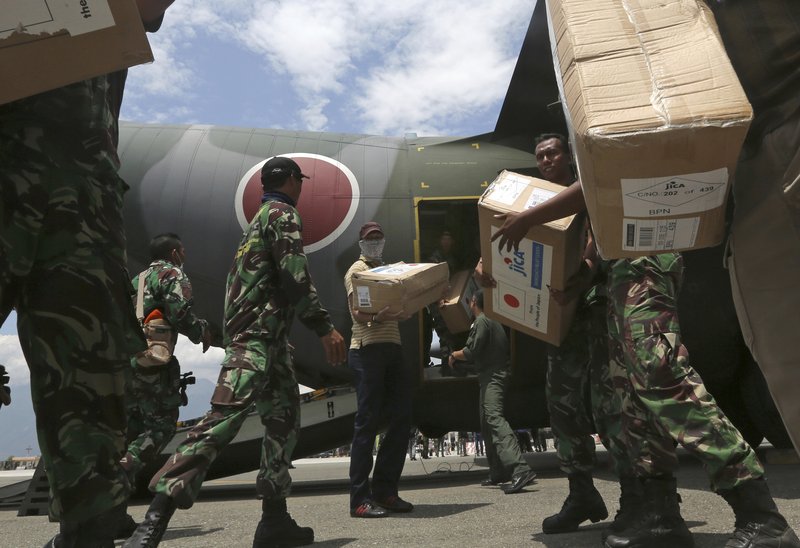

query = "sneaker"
(350, 501), (389, 518)
(374, 495), (414, 513)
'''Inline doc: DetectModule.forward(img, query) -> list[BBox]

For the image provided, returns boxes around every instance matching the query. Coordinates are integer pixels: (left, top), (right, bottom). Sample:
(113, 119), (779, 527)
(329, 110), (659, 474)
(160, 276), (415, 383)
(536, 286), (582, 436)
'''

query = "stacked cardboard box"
(478, 171), (585, 345)
(1, 0), (153, 105)
(545, 0), (752, 258)
(352, 262), (449, 315)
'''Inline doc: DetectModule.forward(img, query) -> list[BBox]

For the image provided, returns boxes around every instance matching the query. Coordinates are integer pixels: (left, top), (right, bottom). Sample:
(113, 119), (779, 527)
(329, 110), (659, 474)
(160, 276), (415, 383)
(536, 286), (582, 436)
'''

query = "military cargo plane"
(119, 1), (791, 487)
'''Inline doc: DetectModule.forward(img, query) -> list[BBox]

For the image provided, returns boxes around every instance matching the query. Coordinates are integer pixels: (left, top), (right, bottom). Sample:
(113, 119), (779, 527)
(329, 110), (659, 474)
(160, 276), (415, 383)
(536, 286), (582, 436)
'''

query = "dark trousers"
(349, 343), (411, 508)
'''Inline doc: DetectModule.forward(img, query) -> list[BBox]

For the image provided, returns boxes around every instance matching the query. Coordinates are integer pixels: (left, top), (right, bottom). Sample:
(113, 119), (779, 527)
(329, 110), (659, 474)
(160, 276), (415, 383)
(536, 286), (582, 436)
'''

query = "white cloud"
(121, 0), (536, 134)
(0, 335), (27, 388)
(173, 335), (226, 383)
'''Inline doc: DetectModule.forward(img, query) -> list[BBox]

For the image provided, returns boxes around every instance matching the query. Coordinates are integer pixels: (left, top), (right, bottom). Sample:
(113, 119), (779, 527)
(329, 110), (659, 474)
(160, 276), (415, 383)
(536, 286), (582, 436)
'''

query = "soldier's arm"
(460, 318), (488, 363)
(161, 268), (208, 344)
(270, 209), (335, 337)
(492, 180), (586, 252)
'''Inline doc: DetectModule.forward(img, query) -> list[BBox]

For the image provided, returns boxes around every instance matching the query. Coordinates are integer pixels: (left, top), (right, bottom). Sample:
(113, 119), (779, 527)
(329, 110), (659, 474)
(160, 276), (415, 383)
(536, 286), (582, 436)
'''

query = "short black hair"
(534, 133), (570, 155)
(474, 288), (484, 310)
(150, 233), (182, 261)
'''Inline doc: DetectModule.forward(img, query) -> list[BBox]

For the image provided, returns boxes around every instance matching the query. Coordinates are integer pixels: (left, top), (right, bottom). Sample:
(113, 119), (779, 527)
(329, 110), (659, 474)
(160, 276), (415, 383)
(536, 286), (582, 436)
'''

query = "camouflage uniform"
(149, 194), (335, 509)
(0, 78), (145, 523)
(546, 279), (636, 478)
(121, 260), (208, 485)
(607, 253), (764, 490)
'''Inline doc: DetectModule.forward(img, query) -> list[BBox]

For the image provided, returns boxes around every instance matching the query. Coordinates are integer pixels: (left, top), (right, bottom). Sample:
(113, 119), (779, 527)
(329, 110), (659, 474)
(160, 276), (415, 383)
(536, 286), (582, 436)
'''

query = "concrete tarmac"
(2, 448), (799, 547)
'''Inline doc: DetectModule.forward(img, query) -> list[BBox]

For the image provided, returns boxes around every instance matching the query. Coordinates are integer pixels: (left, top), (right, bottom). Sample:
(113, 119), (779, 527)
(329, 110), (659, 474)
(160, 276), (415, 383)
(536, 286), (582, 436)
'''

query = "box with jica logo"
(478, 171), (585, 346)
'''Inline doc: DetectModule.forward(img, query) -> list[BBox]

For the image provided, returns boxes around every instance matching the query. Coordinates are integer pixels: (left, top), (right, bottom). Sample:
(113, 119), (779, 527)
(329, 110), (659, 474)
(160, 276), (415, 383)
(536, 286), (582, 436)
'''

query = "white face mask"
(359, 238), (385, 259)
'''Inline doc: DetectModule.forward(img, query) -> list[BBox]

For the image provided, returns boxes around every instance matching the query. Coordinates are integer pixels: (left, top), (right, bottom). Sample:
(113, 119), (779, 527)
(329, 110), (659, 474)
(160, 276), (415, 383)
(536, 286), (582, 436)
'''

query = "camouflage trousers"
(607, 254), (764, 491)
(121, 357), (182, 485)
(480, 369), (531, 481)
(150, 341), (299, 509)
(0, 163), (144, 523)
(546, 297), (634, 477)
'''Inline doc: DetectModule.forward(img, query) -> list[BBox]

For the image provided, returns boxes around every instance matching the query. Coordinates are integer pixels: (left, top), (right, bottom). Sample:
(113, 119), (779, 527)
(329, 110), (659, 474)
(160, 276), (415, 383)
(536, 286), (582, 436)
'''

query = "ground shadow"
(394, 502), (490, 519)
(314, 538), (358, 547)
(159, 525), (225, 542)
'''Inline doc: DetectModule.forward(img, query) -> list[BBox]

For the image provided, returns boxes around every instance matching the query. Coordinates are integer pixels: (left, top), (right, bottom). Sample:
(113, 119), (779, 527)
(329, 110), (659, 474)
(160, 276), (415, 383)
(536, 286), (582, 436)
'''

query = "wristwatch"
(366, 313), (376, 328)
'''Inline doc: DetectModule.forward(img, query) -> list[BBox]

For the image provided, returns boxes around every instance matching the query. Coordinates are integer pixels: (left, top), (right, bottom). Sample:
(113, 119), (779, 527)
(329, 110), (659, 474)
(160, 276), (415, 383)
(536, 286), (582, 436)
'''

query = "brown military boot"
(542, 471), (608, 533)
(719, 477), (800, 548)
(252, 498), (314, 548)
(601, 474), (645, 542)
(604, 475), (693, 548)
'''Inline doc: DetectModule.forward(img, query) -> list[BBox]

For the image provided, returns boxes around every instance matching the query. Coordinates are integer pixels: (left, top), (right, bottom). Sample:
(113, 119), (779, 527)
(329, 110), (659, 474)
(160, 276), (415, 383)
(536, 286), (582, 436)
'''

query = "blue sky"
(0, 0), (535, 396)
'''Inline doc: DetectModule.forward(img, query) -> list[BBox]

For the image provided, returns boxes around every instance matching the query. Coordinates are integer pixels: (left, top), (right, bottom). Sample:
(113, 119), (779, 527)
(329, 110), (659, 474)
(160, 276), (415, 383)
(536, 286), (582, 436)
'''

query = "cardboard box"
(545, 0), (752, 259)
(478, 171), (585, 345)
(439, 269), (480, 334)
(0, 0), (153, 105)
(352, 262), (450, 315)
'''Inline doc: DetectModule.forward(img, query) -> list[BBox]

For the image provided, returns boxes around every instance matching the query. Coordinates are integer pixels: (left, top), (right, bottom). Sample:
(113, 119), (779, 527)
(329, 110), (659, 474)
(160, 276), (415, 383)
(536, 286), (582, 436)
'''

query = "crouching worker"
(450, 290), (536, 494)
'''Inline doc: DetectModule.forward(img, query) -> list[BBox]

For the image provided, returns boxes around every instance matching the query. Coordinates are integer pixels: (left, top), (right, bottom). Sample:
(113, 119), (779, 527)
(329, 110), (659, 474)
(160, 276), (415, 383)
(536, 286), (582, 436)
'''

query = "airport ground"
(1, 447), (798, 547)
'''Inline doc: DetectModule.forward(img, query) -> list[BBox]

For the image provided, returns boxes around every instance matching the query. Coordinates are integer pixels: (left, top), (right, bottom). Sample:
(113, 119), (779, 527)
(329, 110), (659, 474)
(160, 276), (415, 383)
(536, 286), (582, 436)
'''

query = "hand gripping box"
(0, 0), (153, 105)
(478, 171), (585, 346)
(439, 269), (481, 334)
(352, 262), (450, 315)
(545, 0), (752, 259)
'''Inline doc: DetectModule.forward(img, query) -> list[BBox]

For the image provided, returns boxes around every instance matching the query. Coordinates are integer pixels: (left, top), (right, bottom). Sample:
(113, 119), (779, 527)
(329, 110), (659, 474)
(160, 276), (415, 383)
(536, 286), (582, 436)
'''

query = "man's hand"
(490, 211), (530, 252)
(201, 326), (212, 353)
(549, 261), (594, 306)
(0, 365), (11, 408)
(321, 329), (346, 365)
(375, 306), (411, 322)
(473, 258), (496, 288)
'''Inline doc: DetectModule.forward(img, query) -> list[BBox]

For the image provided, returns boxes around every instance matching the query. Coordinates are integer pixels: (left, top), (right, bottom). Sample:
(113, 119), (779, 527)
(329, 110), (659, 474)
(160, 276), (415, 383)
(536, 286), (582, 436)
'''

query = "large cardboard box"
(478, 171), (585, 345)
(439, 269), (480, 334)
(352, 262), (449, 315)
(0, 0), (153, 105)
(545, 0), (752, 259)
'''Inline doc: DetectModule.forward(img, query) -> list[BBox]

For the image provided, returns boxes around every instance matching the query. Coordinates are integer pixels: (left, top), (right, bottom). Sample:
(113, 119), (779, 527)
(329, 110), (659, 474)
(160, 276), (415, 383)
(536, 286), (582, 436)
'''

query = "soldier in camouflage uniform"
(0, 3), (173, 545)
(125, 156), (346, 548)
(492, 173), (799, 548)
(120, 233), (210, 525)
(477, 135), (652, 535)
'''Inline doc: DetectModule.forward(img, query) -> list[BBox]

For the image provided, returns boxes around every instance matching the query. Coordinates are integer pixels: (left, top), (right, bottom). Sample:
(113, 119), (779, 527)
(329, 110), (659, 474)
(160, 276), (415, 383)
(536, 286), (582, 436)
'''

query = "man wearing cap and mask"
(345, 222), (415, 518)
(125, 156), (346, 548)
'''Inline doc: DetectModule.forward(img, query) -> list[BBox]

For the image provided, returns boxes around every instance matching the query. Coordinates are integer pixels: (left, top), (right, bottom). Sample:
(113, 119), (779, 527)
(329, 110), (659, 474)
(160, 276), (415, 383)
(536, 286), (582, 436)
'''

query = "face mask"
(359, 238), (385, 259)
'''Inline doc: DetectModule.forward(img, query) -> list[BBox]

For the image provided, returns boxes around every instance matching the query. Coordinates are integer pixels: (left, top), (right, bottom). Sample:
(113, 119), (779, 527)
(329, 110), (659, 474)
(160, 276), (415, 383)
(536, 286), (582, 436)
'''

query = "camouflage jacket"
(132, 260), (207, 344)
(0, 76), (120, 177)
(222, 196), (334, 353)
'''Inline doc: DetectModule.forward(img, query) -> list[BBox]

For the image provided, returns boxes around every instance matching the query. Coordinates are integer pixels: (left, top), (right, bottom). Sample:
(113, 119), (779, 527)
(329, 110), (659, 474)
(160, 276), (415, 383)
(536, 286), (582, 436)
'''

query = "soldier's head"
(261, 156), (309, 202)
(471, 289), (484, 313)
(534, 133), (572, 185)
(359, 221), (385, 259)
(439, 231), (454, 254)
(150, 232), (185, 266)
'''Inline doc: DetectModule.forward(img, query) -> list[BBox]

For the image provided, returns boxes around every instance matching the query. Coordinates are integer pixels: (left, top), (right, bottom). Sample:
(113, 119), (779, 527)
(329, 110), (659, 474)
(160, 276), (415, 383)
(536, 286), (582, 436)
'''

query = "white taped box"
(478, 171), (585, 346)
(545, 0), (752, 258)
(0, 0), (153, 105)
(352, 262), (449, 315)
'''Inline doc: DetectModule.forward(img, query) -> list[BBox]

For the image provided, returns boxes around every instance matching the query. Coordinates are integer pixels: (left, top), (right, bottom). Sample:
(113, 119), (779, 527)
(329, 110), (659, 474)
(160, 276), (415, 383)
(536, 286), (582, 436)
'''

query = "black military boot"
(542, 471), (609, 533)
(604, 475), (693, 548)
(601, 474), (645, 542)
(252, 498), (314, 548)
(122, 494), (176, 548)
(43, 503), (126, 548)
(719, 477), (800, 548)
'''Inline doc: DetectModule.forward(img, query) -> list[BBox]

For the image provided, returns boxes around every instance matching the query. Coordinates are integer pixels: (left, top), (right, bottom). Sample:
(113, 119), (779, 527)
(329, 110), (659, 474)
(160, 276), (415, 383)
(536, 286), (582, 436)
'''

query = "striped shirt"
(344, 258), (402, 349)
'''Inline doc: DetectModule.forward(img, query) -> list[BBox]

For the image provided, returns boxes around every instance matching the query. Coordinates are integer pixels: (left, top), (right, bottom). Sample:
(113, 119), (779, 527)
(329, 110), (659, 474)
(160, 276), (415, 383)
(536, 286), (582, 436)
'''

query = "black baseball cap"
(261, 156), (310, 184)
